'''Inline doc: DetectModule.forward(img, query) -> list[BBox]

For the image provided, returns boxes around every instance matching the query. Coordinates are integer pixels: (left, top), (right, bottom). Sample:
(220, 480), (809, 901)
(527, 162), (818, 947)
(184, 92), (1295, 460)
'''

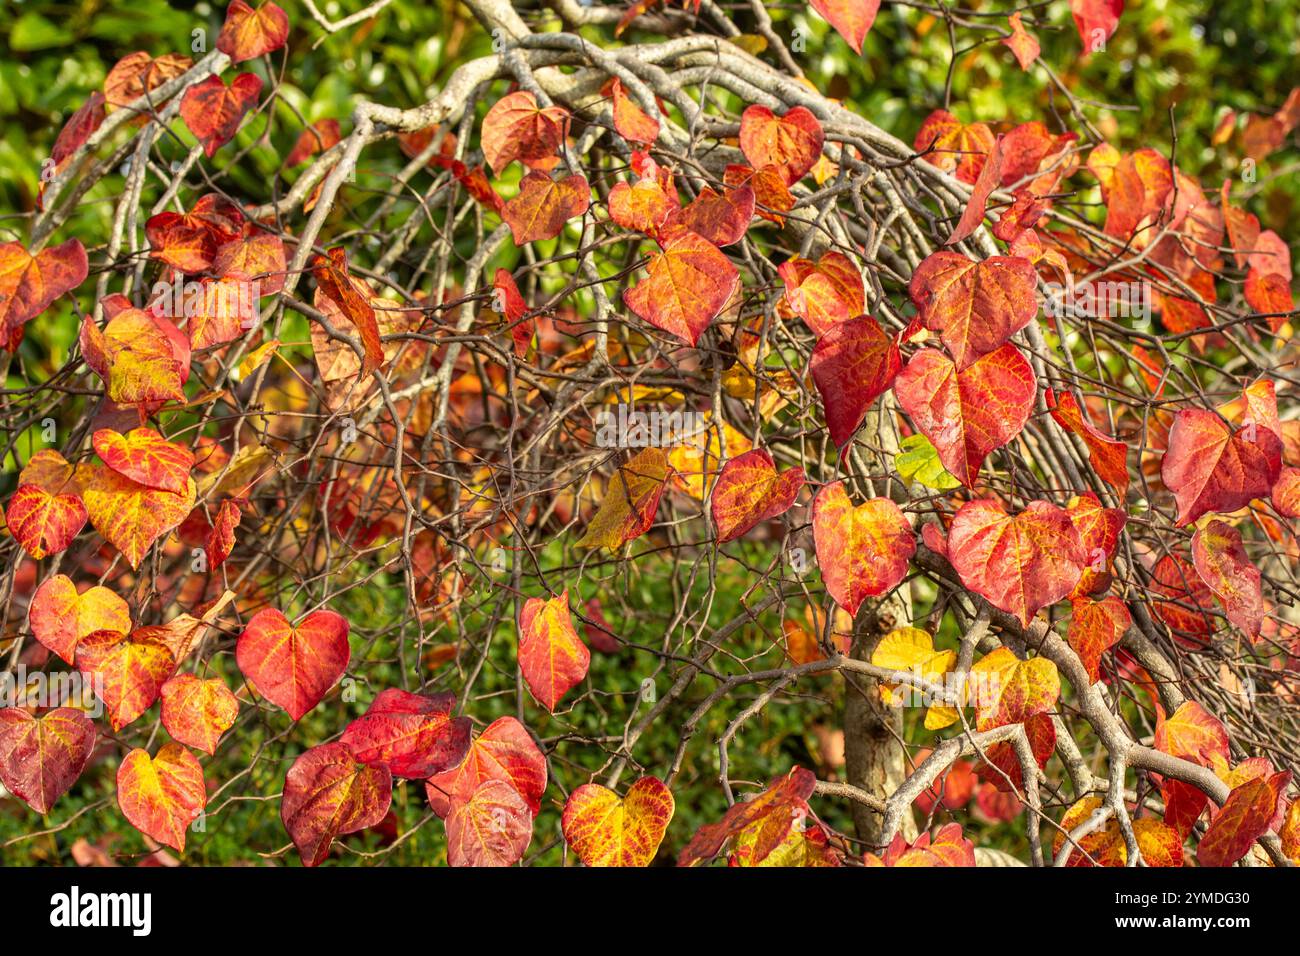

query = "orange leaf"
(1068, 595), (1130, 684)
(480, 91), (569, 175)
(710, 448), (804, 543)
(235, 607), (351, 720)
(1197, 771), (1290, 867)
(908, 251), (1038, 371)
(179, 73), (263, 158)
(562, 776), (675, 867)
(518, 590), (590, 712)
(608, 175), (678, 239)
(216, 0), (289, 63)
(864, 822), (975, 867)
(808, 0), (881, 54)
(1002, 13), (1040, 70)
(948, 499), (1085, 627)
(969, 647), (1060, 729)
(914, 110), (994, 184)
(738, 105), (824, 186)
(285, 117), (341, 166)
(82, 464), (195, 569)
(1192, 519), (1264, 637)
(145, 194), (244, 273)
(811, 481), (915, 616)
(1066, 491), (1126, 596)
(894, 344), (1035, 487)
(30, 573), (130, 665)
(160, 673), (239, 755)
(206, 498), (242, 569)
(311, 246), (384, 379)
(76, 629), (177, 731)
(1047, 389), (1129, 491)
(80, 307), (189, 409)
(1154, 700), (1229, 766)
(212, 229), (286, 295)
(779, 250), (865, 336)
(5, 483), (86, 561)
(623, 229), (739, 346)
(607, 77), (659, 145)
(678, 767), (816, 866)
(0, 708), (96, 815)
(0, 239), (88, 347)
(281, 741), (392, 866)
(669, 184), (753, 247)
(502, 171), (590, 245)
(104, 51), (192, 110)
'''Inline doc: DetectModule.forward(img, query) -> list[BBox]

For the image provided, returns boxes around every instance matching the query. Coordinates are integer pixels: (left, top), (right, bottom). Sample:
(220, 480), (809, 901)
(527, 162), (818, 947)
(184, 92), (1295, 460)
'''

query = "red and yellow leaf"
(76, 628), (177, 731)
(30, 573), (131, 665)
(518, 590), (590, 712)
(811, 481), (915, 616)
(281, 741), (392, 866)
(117, 743), (206, 852)
(1191, 519), (1264, 637)
(236, 608), (350, 720)
(179, 73), (263, 158)
(160, 673), (239, 755)
(340, 688), (472, 778)
(623, 229), (739, 346)
(561, 776), (675, 867)
(0, 708), (96, 815)
(216, 0), (289, 63)
(710, 448), (804, 543)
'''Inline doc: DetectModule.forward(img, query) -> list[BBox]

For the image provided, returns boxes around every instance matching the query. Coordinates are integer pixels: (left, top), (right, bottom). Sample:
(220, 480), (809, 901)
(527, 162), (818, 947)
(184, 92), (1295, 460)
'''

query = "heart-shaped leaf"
(216, 0), (289, 63)
(622, 229), (738, 346)
(425, 715), (547, 818)
(117, 743), (206, 852)
(82, 464), (195, 569)
(77, 629), (177, 731)
(738, 105), (824, 185)
(179, 73), (263, 158)
(502, 171), (591, 245)
(810, 314), (901, 448)
(160, 673), (239, 755)
(0, 708), (96, 814)
(0, 239), (88, 346)
(1191, 519), (1264, 637)
(809, 0), (881, 53)
(518, 590), (590, 712)
(480, 91), (569, 175)
(93, 427), (194, 494)
(340, 688), (472, 778)
(30, 573), (131, 664)
(446, 779), (534, 867)
(236, 607), (351, 720)
(561, 776), (675, 867)
(281, 741), (392, 866)
(811, 481), (915, 616)
(711, 449), (804, 543)
(1161, 409), (1282, 526)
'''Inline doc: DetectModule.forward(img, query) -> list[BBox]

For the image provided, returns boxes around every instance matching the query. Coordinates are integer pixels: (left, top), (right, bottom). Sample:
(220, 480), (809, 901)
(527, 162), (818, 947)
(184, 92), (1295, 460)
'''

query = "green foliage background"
(1, 0), (1297, 865)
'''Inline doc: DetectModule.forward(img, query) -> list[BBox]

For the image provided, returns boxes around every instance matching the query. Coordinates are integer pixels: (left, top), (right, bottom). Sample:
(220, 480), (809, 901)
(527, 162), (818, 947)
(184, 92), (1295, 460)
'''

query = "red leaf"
(340, 688), (472, 778)
(5, 483), (87, 560)
(145, 194), (244, 273)
(518, 590), (590, 712)
(285, 118), (341, 167)
(0, 238), (89, 347)
(1071, 0), (1124, 52)
(502, 171), (591, 245)
(678, 767), (817, 866)
(711, 448), (804, 542)
(446, 779), (534, 866)
(424, 715), (547, 818)
(811, 481), (915, 616)
(908, 251), (1038, 371)
(894, 344), (1035, 487)
(779, 251), (865, 336)
(946, 135), (1005, 245)
(76, 629), (177, 731)
(160, 673), (239, 755)
(1066, 491), (1126, 596)
(1197, 771), (1290, 867)
(669, 184), (753, 247)
(808, 0), (881, 54)
(311, 246), (384, 378)
(281, 741), (392, 866)
(206, 498), (242, 569)
(216, 0), (289, 63)
(914, 110), (994, 185)
(492, 268), (535, 358)
(1191, 519), (1264, 637)
(1002, 13), (1040, 70)
(30, 573), (130, 665)
(0, 708), (96, 815)
(948, 499), (1085, 627)
(1160, 408), (1281, 526)
(1068, 595), (1131, 683)
(607, 77), (660, 145)
(179, 73), (263, 158)
(1047, 389), (1129, 491)
(235, 607), (351, 720)
(1273, 466), (1300, 518)
(93, 427), (194, 494)
(51, 91), (107, 172)
(810, 314), (901, 448)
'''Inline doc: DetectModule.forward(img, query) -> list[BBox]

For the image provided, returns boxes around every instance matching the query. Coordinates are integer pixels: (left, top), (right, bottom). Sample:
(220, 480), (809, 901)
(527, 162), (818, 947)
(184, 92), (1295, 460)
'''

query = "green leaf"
(895, 434), (961, 490)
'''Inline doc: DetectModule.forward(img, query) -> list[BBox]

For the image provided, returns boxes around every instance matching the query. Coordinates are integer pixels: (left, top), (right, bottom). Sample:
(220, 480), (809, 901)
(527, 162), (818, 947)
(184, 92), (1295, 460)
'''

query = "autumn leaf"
(117, 744), (206, 852)
(216, 0), (290, 63)
(158, 673), (238, 756)
(779, 251), (865, 336)
(870, 627), (958, 729)
(1071, 0), (1124, 52)
(808, 0), (881, 54)
(502, 171), (591, 245)
(1002, 13), (1040, 70)
(82, 464), (195, 569)
(863, 822), (975, 867)
(312, 245), (385, 380)
(236, 607), (350, 720)
(738, 105), (824, 185)
(914, 110), (995, 184)
(93, 427), (194, 494)
(206, 498), (242, 569)
(104, 51), (192, 110)
(179, 73), (263, 158)
(281, 741), (392, 867)
(1273, 467), (1300, 518)
(710, 449), (804, 543)
(0, 238), (88, 347)
(608, 175), (678, 239)
(678, 767), (816, 866)
(1151, 553), (1217, 641)
(340, 688), (472, 778)
(1154, 701), (1229, 766)
(29, 573), (131, 665)
(669, 184), (753, 247)
(1047, 389), (1129, 491)
(80, 306), (189, 409)
(50, 91), (106, 173)
(1191, 519), (1264, 637)
(445, 779), (534, 867)
(1068, 596), (1130, 683)
(145, 194), (244, 273)
(622, 229), (739, 346)
(285, 118), (341, 167)
(947, 135), (1005, 245)
(0, 708), (96, 815)
(947, 499), (1085, 627)
(894, 345), (1035, 487)
(76, 628), (177, 731)
(1161, 409), (1282, 526)
(212, 229), (286, 295)
(424, 715), (547, 818)
(1066, 491), (1125, 596)
(491, 268), (535, 357)
(561, 776), (675, 867)
(811, 481), (915, 616)
(810, 314), (901, 448)
(480, 91), (569, 175)
(607, 77), (660, 145)
(5, 482), (86, 560)
(518, 590), (590, 712)
(1197, 771), (1290, 867)
(575, 447), (672, 551)
(908, 251), (1037, 371)
(969, 646), (1060, 729)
